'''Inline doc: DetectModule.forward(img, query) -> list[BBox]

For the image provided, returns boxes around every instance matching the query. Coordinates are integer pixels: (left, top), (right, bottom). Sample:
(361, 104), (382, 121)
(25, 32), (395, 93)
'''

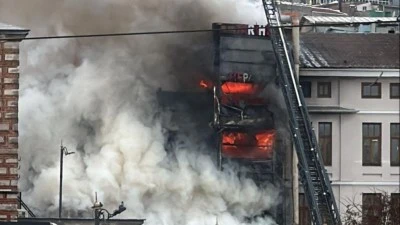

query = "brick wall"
(0, 41), (21, 221)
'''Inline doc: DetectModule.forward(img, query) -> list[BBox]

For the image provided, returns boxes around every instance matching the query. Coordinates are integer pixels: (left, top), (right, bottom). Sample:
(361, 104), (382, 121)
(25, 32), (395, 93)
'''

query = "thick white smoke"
(0, 0), (282, 224)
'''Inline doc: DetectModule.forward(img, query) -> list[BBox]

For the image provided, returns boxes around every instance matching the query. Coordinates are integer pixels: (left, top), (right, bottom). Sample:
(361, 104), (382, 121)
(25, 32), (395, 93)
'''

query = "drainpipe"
(292, 16), (300, 225)
(293, 18), (300, 82)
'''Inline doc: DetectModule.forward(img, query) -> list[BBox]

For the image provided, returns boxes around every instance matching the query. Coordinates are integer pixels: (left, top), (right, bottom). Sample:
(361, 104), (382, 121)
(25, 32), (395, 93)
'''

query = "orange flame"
(221, 82), (259, 95)
(255, 132), (275, 147)
(200, 80), (209, 89)
(221, 130), (276, 160)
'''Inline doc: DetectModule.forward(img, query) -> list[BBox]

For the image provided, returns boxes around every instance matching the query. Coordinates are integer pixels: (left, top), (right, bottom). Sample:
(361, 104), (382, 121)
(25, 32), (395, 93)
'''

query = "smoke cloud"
(0, 0), (284, 224)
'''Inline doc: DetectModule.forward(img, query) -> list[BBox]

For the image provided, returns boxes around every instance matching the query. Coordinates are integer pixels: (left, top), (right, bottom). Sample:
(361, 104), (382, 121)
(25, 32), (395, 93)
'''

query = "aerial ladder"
(261, 1), (341, 224)
(17, 195), (36, 218)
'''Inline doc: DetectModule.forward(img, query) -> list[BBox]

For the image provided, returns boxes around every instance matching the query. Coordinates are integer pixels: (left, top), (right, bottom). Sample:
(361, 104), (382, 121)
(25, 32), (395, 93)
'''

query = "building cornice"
(300, 68), (400, 78)
(357, 111), (400, 115)
(331, 181), (400, 186)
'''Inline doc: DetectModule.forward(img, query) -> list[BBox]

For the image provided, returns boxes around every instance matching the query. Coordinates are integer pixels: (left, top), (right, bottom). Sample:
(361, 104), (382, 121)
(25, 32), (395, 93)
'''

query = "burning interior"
(157, 23), (291, 224)
(221, 130), (275, 160)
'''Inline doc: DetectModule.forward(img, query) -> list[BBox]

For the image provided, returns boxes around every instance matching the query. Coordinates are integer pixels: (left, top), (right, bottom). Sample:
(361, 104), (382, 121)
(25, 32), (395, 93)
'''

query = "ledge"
(307, 105), (358, 114)
(0, 22), (29, 40)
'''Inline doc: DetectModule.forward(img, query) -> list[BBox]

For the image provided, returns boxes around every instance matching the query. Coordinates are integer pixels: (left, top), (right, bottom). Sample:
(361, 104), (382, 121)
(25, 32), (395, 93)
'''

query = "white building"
(298, 33), (400, 224)
(300, 16), (400, 33)
(356, 2), (373, 11)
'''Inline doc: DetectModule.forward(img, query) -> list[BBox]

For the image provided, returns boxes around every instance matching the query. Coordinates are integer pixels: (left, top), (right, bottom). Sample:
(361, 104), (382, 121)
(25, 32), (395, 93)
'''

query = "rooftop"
(0, 22), (26, 30)
(280, 1), (347, 17)
(300, 33), (400, 69)
(19, 218), (145, 225)
(0, 22), (29, 38)
(301, 16), (399, 24)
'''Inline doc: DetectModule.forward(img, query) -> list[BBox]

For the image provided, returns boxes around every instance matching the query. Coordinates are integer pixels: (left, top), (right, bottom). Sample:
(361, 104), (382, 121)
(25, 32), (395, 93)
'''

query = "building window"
(390, 123), (400, 166)
(300, 81), (312, 98)
(319, 122), (332, 166)
(299, 194), (311, 225)
(317, 82), (331, 98)
(390, 83), (400, 99)
(391, 193), (400, 225)
(362, 6), (367, 11)
(362, 193), (383, 225)
(362, 82), (381, 98)
(362, 123), (381, 166)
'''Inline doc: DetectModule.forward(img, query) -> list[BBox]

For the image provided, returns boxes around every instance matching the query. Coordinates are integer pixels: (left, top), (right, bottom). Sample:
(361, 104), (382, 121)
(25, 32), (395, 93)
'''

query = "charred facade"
(157, 23), (292, 224)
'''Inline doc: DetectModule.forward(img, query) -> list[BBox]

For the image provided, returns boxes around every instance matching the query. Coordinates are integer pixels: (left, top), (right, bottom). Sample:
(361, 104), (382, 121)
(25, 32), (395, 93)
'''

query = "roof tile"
(300, 33), (400, 69)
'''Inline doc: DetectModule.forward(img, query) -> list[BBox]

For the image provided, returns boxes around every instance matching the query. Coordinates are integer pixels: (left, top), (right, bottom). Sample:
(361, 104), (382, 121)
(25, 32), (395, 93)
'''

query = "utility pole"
(59, 141), (75, 218)
(292, 16), (300, 225)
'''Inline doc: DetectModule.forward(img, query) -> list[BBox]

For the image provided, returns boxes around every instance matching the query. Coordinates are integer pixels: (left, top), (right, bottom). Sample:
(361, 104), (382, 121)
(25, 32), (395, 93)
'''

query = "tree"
(342, 190), (400, 225)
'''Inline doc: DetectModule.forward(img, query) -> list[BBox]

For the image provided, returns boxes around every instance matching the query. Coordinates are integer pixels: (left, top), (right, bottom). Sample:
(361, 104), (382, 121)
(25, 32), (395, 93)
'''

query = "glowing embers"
(221, 130), (276, 160)
(199, 80), (210, 89)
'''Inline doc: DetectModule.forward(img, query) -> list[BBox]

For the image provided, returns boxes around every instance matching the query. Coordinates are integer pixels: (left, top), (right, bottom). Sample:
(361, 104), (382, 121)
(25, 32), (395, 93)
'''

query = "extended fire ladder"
(261, 1), (341, 225)
(18, 195), (36, 218)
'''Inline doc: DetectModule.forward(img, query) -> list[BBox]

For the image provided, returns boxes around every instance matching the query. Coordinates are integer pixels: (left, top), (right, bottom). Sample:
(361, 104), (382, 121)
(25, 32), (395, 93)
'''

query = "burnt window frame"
(390, 123), (400, 167)
(318, 122), (332, 166)
(362, 123), (382, 166)
(362, 193), (383, 225)
(362, 82), (381, 99)
(390, 83), (400, 99)
(300, 81), (312, 98)
(317, 82), (331, 98)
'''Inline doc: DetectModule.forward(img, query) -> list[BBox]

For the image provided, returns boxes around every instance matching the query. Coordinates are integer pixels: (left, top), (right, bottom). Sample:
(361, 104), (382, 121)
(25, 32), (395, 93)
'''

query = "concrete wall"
(340, 113), (399, 181)
(301, 72), (400, 216)
(302, 76), (400, 111)
(218, 36), (276, 83)
(301, 77), (340, 106)
(356, 3), (373, 12)
(340, 77), (400, 111)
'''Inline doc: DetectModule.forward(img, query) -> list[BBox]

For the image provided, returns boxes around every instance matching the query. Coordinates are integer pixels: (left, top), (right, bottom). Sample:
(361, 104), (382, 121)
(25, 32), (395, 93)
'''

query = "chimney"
(0, 23), (29, 222)
(349, 4), (356, 16)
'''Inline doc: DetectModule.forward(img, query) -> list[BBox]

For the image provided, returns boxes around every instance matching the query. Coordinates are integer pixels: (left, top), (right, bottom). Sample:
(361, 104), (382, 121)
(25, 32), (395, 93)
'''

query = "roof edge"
(0, 29), (30, 40)
(307, 105), (359, 114)
(0, 22), (30, 40)
(300, 68), (400, 78)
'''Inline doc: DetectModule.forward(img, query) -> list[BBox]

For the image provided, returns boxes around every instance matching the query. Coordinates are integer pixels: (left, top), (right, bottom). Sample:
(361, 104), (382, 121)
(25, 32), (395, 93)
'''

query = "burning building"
(158, 23), (293, 224)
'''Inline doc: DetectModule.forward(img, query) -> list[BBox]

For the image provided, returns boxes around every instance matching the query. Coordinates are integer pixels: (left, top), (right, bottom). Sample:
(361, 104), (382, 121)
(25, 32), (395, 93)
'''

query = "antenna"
(91, 192), (103, 209)
(61, 140), (75, 155)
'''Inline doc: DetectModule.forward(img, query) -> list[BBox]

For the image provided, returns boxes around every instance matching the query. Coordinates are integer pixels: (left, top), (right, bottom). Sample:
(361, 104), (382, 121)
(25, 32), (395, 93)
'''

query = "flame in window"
(221, 82), (260, 95)
(221, 130), (276, 160)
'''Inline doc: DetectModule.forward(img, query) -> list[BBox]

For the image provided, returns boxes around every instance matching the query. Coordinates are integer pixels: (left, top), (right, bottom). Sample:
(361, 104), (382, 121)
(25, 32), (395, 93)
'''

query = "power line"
(0, 20), (398, 41)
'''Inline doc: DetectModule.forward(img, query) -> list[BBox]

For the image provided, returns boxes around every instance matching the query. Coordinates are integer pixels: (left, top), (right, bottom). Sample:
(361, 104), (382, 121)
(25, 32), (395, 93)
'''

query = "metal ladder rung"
(261, 0), (341, 224)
